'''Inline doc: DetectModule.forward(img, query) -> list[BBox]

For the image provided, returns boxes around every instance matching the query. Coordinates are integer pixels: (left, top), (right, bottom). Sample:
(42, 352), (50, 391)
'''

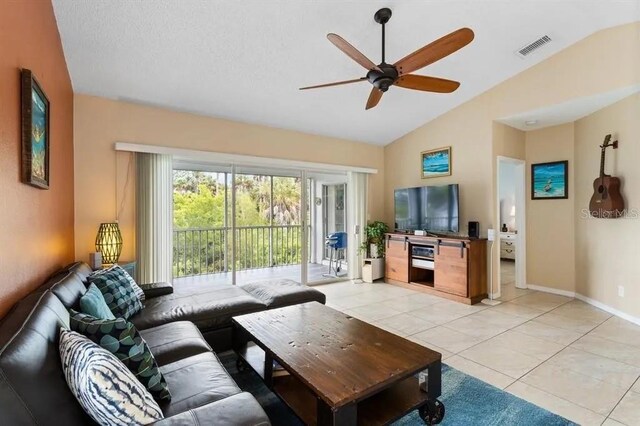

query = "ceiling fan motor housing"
(367, 64), (398, 92)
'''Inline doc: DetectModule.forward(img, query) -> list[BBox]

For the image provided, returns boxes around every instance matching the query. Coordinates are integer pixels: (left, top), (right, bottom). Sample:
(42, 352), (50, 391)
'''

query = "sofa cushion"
(0, 291), (91, 425)
(48, 270), (88, 309)
(151, 392), (271, 426)
(131, 283), (266, 331)
(92, 264), (145, 302)
(139, 321), (212, 366)
(69, 310), (171, 401)
(89, 268), (143, 320)
(158, 352), (241, 418)
(240, 278), (326, 308)
(59, 329), (164, 425)
(79, 283), (116, 320)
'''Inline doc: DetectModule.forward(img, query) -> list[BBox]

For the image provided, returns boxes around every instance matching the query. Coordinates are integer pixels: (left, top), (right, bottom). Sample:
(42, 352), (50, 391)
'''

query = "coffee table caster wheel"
(236, 357), (247, 372)
(419, 399), (445, 425)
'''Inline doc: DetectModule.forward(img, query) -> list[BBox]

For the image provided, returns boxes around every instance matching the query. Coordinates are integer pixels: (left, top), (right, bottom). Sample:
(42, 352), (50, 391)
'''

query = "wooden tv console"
(385, 233), (487, 305)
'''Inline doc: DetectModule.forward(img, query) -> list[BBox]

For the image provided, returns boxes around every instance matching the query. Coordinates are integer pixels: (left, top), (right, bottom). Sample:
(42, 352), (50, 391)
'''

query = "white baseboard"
(526, 283), (640, 326)
(574, 293), (640, 326)
(526, 284), (576, 298)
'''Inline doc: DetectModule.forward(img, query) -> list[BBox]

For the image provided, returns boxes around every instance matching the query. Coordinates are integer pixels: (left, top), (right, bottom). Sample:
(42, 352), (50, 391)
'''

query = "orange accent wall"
(0, 0), (74, 317)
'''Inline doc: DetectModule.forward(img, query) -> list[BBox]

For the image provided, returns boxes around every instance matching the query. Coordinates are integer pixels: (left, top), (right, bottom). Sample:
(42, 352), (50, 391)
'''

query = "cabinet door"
(385, 238), (409, 282)
(434, 245), (468, 297)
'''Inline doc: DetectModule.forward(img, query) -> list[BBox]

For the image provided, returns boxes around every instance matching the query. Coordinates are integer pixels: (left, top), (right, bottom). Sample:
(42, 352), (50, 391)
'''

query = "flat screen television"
(394, 184), (459, 233)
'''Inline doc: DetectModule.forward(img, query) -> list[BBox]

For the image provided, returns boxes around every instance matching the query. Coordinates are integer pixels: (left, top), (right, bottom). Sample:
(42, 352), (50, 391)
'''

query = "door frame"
(495, 156), (527, 296)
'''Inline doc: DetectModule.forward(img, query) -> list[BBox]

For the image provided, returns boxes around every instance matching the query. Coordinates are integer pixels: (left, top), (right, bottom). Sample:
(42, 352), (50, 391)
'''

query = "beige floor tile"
(411, 326), (485, 353)
(510, 292), (572, 311)
(488, 330), (565, 361)
(444, 314), (513, 340)
(459, 339), (543, 379)
(534, 311), (606, 334)
(431, 299), (489, 314)
(330, 291), (390, 309)
(550, 300), (612, 323)
(602, 418), (627, 426)
(514, 320), (584, 345)
(406, 304), (473, 325)
(375, 313), (436, 336)
(610, 389), (640, 425)
(380, 293), (442, 312)
(589, 316), (640, 349)
(371, 320), (409, 337)
(348, 303), (402, 322)
(521, 362), (629, 415)
(488, 301), (546, 320)
(632, 379), (640, 393)
(571, 334), (640, 368)
(405, 335), (454, 360)
(467, 309), (529, 328)
(445, 355), (515, 389)
(547, 347), (640, 389)
(506, 381), (606, 426)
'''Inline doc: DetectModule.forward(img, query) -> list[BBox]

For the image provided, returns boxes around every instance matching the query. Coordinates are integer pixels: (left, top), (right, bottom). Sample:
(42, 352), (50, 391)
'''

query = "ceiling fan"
(300, 8), (474, 110)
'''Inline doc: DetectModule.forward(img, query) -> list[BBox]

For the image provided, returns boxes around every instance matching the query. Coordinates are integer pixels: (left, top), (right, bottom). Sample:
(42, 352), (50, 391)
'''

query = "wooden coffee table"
(232, 302), (444, 425)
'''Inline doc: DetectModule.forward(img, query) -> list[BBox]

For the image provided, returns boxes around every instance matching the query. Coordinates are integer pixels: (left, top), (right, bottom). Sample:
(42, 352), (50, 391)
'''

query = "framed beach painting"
(21, 69), (50, 189)
(531, 160), (568, 200)
(421, 146), (451, 179)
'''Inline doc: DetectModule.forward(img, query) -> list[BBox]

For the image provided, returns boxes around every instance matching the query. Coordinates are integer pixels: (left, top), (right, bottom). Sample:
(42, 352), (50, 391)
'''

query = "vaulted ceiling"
(52, 0), (639, 145)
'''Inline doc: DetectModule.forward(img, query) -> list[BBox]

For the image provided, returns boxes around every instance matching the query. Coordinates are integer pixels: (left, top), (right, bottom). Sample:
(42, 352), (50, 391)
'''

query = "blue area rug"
(220, 352), (576, 425)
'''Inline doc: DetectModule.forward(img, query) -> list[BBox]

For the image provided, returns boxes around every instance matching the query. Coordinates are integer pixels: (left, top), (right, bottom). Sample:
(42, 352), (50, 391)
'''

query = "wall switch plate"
(487, 229), (495, 241)
(618, 286), (625, 297)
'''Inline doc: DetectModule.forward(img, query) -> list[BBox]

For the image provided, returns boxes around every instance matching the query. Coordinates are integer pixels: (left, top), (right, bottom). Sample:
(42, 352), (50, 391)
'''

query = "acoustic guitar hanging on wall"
(589, 134), (625, 218)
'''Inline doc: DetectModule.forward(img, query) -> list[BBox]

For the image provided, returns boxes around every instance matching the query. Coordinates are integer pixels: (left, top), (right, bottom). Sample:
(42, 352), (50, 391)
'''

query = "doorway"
(496, 156), (527, 299)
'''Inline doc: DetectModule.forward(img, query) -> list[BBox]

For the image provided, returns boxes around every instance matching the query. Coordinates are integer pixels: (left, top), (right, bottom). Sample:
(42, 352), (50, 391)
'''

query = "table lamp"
(95, 222), (123, 264)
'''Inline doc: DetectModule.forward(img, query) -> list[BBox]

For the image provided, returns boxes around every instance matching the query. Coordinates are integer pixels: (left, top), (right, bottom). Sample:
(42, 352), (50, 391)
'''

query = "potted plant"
(360, 221), (389, 258)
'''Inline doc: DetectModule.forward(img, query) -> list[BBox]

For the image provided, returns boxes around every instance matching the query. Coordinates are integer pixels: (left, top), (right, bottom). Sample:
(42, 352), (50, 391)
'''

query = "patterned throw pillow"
(58, 329), (164, 426)
(88, 268), (143, 319)
(69, 310), (171, 401)
(91, 265), (145, 302)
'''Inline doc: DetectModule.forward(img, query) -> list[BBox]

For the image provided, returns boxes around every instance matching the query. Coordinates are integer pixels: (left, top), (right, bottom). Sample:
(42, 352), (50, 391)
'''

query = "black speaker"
(468, 221), (480, 239)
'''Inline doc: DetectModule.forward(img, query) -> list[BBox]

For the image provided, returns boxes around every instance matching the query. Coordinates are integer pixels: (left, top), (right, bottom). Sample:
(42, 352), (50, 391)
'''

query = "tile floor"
(314, 280), (640, 426)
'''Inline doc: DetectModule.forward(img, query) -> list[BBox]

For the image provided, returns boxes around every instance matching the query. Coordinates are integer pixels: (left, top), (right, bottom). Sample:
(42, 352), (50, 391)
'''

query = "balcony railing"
(173, 225), (310, 278)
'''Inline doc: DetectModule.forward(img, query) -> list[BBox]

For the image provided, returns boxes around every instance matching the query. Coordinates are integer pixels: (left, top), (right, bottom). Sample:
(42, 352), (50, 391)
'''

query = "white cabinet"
(500, 232), (517, 260)
(363, 258), (385, 283)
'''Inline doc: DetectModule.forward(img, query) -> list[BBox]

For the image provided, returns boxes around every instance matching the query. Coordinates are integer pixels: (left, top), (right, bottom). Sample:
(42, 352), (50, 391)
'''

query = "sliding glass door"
(172, 164), (360, 286)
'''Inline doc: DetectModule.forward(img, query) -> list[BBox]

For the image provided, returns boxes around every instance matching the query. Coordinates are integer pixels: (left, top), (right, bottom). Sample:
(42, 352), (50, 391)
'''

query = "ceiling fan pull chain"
(382, 22), (386, 64)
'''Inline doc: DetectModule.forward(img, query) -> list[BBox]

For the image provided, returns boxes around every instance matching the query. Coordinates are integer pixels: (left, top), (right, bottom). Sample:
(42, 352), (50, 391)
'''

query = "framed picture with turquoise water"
(421, 146), (451, 179)
(531, 160), (568, 200)
(21, 69), (50, 190)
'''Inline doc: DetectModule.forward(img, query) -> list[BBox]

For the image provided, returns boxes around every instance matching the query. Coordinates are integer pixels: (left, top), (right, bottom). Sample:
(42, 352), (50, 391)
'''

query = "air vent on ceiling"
(515, 35), (552, 58)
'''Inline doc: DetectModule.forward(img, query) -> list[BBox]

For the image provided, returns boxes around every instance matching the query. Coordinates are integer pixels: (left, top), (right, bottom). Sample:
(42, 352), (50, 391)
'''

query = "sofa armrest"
(140, 282), (174, 298)
(151, 392), (270, 426)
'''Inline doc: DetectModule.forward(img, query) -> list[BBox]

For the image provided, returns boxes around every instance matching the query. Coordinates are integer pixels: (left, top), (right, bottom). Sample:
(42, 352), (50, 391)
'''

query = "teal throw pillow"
(69, 309), (171, 401)
(79, 283), (116, 320)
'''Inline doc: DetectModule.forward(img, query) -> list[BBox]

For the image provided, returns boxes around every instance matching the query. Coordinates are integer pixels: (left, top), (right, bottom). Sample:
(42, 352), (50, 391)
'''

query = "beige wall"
(384, 23), (640, 308)
(74, 95), (384, 261)
(0, 0), (75, 318)
(525, 124), (575, 292)
(574, 94), (640, 318)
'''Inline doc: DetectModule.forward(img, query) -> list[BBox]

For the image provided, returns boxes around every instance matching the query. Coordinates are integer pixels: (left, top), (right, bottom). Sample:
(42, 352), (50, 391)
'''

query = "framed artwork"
(421, 146), (451, 179)
(531, 160), (568, 200)
(21, 69), (50, 189)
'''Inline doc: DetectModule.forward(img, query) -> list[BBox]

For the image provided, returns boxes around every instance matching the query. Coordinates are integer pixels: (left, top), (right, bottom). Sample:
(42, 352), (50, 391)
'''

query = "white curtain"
(136, 153), (173, 284)
(347, 172), (368, 280)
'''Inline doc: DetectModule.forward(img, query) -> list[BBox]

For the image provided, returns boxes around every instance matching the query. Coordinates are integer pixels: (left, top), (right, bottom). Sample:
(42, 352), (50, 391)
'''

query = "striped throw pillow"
(59, 329), (164, 426)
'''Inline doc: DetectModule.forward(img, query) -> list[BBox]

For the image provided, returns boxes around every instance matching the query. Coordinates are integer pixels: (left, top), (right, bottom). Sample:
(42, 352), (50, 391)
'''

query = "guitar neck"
(599, 148), (606, 178)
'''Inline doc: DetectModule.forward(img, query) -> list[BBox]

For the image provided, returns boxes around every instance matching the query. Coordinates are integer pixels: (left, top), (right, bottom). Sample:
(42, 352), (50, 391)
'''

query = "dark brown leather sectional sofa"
(0, 262), (326, 425)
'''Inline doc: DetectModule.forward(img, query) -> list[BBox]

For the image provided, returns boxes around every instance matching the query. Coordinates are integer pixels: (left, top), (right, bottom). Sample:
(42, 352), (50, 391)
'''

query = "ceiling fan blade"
(327, 33), (382, 72)
(365, 88), (383, 110)
(394, 75), (460, 93)
(299, 77), (367, 90)
(394, 28), (474, 76)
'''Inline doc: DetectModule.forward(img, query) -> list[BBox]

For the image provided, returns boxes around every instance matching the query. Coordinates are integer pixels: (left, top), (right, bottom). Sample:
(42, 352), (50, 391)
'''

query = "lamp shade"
(95, 222), (123, 264)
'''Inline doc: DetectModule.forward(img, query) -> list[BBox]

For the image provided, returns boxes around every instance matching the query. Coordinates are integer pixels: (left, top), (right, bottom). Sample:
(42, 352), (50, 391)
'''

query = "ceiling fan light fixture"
(525, 120), (538, 126)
